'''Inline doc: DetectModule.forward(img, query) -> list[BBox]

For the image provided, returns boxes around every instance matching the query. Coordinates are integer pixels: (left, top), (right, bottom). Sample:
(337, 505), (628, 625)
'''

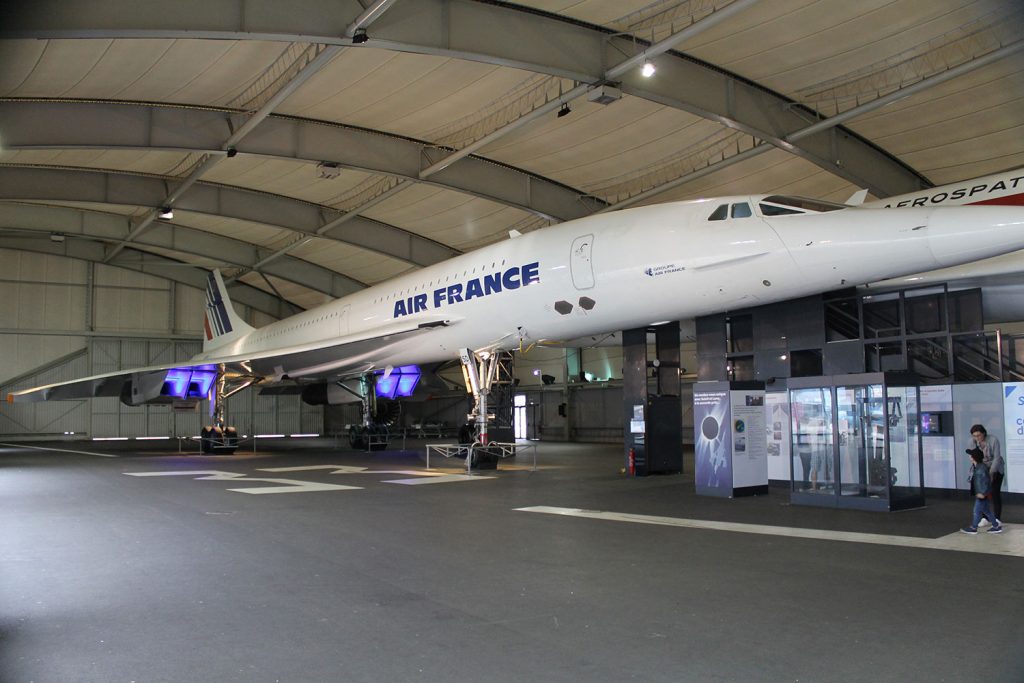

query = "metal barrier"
(411, 423), (446, 438)
(425, 441), (537, 473)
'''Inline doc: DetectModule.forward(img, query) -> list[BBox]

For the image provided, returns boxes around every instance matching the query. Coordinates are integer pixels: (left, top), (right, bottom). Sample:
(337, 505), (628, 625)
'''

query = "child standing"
(961, 447), (1003, 535)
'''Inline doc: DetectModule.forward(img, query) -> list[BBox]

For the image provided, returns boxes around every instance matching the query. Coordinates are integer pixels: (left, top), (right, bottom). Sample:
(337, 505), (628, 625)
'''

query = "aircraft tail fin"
(203, 270), (254, 352)
(846, 188), (869, 206)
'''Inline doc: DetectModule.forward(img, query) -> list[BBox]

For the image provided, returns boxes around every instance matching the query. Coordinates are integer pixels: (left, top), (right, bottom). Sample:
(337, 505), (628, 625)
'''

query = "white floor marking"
(516, 506), (1024, 558)
(385, 474), (495, 485)
(259, 465), (367, 473)
(259, 465), (449, 477)
(125, 470), (242, 477)
(0, 442), (119, 458)
(124, 470), (360, 494)
(226, 479), (360, 495)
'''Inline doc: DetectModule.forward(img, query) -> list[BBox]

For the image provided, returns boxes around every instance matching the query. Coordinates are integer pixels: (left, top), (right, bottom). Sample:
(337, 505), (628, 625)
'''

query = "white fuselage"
(196, 195), (1024, 380)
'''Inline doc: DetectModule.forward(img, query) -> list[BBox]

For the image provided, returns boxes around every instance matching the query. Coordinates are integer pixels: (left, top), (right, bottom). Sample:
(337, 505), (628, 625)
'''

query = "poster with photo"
(694, 389), (731, 491)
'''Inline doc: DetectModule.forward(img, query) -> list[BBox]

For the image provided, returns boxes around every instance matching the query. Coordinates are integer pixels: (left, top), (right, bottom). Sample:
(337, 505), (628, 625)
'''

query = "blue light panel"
(375, 365), (420, 400)
(163, 367), (218, 398)
(375, 375), (399, 400)
(163, 369), (192, 397)
(189, 369), (217, 397)
(396, 365), (421, 397)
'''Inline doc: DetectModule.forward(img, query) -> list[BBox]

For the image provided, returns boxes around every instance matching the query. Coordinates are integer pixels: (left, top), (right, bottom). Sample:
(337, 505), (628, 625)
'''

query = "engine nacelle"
(119, 367), (218, 406)
(120, 371), (168, 406)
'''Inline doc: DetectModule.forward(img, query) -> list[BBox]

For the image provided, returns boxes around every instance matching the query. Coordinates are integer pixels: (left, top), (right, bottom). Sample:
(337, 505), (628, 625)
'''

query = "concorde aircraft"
(8, 189), (1024, 451)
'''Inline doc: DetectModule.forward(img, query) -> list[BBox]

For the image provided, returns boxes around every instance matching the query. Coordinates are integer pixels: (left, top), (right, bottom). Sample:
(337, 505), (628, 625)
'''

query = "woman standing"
(969, 424), (1004, 524)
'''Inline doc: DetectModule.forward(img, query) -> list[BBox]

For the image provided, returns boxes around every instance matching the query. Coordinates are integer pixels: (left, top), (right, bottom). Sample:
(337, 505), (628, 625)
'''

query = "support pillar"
(622, 323), (682, 475)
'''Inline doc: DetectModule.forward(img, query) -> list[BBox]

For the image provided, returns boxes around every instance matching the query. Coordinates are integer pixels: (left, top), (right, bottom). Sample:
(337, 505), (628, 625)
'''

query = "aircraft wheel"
(457, 423), (474, 446)
(348, 425), (367, 450)
(200, 426), (214, 454)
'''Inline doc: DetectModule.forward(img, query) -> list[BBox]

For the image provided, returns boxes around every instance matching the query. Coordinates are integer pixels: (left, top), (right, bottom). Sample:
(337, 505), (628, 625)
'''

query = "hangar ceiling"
(1, 0), (1022, 314)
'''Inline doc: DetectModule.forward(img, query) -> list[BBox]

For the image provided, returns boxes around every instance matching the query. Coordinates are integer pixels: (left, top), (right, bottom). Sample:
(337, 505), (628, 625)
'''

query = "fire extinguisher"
(628, 447), (636, 476)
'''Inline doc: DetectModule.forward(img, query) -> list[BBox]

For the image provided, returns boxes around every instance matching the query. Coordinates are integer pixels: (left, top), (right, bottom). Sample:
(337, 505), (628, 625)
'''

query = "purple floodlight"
(374, 365), (421, 399)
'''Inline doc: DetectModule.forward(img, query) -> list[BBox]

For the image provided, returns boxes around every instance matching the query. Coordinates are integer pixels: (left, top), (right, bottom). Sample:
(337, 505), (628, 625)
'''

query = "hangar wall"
(0, 250), (319, 439)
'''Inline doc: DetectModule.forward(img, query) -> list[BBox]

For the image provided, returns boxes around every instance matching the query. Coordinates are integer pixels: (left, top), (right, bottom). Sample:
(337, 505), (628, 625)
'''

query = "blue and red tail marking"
(204, 272), (234, 341)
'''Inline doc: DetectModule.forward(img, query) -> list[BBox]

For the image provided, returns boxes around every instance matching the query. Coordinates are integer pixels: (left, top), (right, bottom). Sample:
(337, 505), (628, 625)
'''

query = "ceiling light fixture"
(557, 103), (571, 118)
(351, 29), (369, 44)
(158, 207), (173, 220)
(316, 161), (342, 179)
(641, 61), (656, 78)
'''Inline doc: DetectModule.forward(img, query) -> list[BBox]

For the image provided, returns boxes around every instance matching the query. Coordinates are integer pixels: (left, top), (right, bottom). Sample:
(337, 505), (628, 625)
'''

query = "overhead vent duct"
(587, 86), (622, 105)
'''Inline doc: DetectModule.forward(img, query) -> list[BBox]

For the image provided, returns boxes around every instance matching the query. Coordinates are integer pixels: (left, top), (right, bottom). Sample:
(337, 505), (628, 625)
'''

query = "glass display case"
(789, 373), (924, 511)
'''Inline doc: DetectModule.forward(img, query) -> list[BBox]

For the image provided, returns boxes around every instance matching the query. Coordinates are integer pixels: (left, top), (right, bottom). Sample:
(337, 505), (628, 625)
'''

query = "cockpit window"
(731, 202), (752, 218)
(760, 195), (846, 214)
(760, 203), (803, 216)
(708, 204), (728, 221)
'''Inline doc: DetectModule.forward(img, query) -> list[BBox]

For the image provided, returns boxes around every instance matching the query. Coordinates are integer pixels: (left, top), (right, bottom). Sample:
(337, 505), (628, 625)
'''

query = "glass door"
(513, 394), (527, 439)
(886, 384), (923, 506)
(835, 384), (885, 499)
(791, 387), (833, 495)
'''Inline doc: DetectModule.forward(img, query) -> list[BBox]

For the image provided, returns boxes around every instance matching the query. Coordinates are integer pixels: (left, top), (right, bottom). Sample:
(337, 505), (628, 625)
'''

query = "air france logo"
(393, 262), (540, 318)
(644, 264), (686, 277)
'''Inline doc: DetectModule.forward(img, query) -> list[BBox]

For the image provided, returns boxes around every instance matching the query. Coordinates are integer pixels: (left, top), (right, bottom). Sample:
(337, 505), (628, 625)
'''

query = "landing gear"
(200, 366), (253, 455)
(459, 348), (495, 447)
(348, 423), (388, 451)
(200, 424), (238, 454)
(458, 349), (515, 469)
(347, 372), (390, 451)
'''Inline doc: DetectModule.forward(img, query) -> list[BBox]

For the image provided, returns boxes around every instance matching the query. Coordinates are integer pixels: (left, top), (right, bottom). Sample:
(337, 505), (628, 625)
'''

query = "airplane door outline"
(570, 234), (595, 290)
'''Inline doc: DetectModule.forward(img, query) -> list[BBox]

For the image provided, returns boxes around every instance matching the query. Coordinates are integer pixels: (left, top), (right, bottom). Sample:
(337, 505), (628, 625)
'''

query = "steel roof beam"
(602, 38), (1024, 211)
(0, 202), (364, 298)
(419, 0), (764, 179)
(228, 178), (415, 284)
(0, 100), (604, 221)
(0, 164), (456, 269)
(0, 0), (929, 196)
(101, 42), (347, 264)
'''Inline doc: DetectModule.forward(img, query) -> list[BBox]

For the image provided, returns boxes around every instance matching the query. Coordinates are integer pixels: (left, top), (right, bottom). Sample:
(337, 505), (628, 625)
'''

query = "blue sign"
(393, 262), (540, 318)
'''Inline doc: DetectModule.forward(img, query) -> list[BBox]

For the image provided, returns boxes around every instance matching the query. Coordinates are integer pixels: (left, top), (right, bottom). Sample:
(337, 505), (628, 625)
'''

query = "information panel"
(765, 392), (791, 481)
(1003, 383), (1024, 493)
(921, 385), (955, 488)
(731, 389), (767, 488)
(694, 389), (731, 491)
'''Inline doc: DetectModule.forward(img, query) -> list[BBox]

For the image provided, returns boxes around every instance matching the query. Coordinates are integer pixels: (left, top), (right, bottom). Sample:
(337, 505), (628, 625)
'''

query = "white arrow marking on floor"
(124, 470), (360, 494)
(516, 506), (1024, 558)
(259, 465), (367, 473)
(259, 465), (450, 477)
(226, 478), (360, 494)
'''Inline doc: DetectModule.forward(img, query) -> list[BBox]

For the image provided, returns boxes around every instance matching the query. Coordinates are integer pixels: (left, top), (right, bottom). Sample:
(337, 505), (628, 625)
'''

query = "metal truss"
(0, 202), (365, 298)
(0, 164), (456, 270)
(0, 0), (930, 196)
(0, 100), (605, 222)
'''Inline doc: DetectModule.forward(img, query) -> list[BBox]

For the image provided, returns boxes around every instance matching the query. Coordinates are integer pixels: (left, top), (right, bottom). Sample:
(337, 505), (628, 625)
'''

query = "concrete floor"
(1, 438), (1021, 682)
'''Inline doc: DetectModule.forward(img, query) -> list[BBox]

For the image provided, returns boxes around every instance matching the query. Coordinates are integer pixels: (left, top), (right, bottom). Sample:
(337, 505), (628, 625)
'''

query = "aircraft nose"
(927, 206), (1024, 268)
